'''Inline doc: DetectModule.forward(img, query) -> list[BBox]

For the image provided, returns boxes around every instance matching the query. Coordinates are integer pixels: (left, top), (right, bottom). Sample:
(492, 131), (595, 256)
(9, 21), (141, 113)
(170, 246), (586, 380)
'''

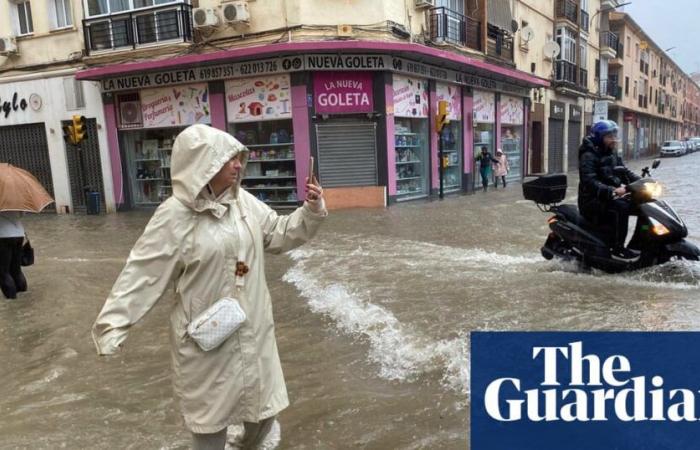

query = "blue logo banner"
(471, 332), (700, 450)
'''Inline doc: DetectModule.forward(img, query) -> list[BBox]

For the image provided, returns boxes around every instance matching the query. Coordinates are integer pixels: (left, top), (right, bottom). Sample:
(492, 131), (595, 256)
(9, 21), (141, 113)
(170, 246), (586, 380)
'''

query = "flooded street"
(2, 153), (700, 449)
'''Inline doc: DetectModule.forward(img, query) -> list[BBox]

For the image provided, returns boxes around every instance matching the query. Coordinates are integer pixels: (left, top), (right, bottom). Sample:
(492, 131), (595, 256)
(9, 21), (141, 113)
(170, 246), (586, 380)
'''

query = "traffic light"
(63, 123), (76, 145)
(72, 115), (87, 144)
(435, 100), (450, 134)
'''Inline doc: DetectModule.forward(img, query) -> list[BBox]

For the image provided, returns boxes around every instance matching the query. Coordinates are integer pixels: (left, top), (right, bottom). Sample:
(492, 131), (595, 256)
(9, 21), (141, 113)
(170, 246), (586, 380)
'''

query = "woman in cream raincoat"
(92, 124), (326, 449)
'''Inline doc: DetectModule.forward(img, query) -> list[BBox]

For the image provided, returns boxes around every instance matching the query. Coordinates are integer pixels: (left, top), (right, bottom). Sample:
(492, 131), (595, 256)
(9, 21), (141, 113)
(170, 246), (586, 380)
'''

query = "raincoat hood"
(171, 124), (248, 211)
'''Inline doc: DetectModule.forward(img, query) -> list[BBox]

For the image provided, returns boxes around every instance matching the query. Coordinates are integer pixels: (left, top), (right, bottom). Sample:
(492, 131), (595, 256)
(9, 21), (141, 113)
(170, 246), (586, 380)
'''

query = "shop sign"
(550, 101), (566, 120)
(569, 105), (582, 122)
(392, 75), (429, 118)
(99, 54), (532, 98)
(141, 83), (211, 128)
(0, 92), (29, 119)
(473, 90), (496, 123)
(500, 95), (524, 125)
(435, 82), (462, 120)
(225, 74), (291, 123)
(593, 100), (608, 123)
(313, 72), (374, 114)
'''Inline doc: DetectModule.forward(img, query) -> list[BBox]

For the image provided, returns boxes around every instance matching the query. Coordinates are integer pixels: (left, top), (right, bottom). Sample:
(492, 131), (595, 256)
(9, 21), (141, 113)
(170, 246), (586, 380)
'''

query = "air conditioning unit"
(222, 1), (250, 24)
(119, 101), (143, 126)
(415, 0), (435, 9)
(193, 7), (219, 28)
(0, 36), (18, 55)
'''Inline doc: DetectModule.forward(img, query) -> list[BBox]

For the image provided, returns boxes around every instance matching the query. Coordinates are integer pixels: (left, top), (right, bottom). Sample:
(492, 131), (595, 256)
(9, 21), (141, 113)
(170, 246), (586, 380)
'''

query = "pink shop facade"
(77, 41), (548, 209)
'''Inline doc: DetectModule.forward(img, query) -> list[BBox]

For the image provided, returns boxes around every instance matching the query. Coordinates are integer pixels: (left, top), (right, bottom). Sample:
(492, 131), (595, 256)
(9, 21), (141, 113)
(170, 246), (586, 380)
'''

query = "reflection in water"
(1, 155), (699, 449)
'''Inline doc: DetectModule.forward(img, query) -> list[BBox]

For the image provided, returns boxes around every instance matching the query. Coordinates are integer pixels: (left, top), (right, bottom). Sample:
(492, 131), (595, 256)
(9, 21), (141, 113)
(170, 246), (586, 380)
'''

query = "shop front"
(114, 83), (211, 207)
(78, 41), (547, 209)
(548, 100), (566, 173)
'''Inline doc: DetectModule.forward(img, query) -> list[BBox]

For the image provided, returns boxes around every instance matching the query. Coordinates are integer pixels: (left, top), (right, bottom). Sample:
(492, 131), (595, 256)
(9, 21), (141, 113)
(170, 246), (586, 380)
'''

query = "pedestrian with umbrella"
(0, 163), (54, 299)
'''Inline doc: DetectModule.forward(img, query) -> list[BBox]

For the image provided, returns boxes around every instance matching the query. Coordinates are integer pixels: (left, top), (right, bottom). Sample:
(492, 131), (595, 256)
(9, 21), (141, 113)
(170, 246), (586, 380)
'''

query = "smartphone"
(308, 155), (316, 184)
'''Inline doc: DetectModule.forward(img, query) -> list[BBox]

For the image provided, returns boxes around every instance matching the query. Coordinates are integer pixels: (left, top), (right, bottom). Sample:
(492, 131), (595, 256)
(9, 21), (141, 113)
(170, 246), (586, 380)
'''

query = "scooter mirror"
(652, 159), (661, 169)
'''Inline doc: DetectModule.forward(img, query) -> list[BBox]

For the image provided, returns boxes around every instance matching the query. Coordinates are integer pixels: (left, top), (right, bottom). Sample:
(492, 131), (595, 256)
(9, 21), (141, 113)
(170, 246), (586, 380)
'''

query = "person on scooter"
(578, 120), (641, 261)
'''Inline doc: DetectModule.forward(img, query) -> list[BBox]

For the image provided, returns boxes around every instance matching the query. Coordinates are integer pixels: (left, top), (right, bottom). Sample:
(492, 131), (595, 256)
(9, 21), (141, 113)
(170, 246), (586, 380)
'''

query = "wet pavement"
(1, 153), (699, 449)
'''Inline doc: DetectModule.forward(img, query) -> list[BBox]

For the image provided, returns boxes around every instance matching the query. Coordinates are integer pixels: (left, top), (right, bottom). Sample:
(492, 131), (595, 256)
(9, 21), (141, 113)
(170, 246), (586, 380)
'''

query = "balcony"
(83, 3), (193, 55)
(600, 30), (619, 59)
(486, 24), (514, 63)
(580, 10), (589, 33)
(556, 0), (578, 25)
(554, 60), (588, 92)
(600, 79), (622, 99)
(429, 7), (482, 52)
(602, 0), (621, 8)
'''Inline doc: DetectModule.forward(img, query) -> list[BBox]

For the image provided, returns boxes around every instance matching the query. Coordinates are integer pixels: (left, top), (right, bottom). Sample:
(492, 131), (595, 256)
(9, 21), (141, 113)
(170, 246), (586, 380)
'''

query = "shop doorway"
(315, 120), (378, 188)
(63, 118), (106, 213)
(548, 119), (565, 173)
(531, 121), (544, 173)
(0, 123), (56, 212)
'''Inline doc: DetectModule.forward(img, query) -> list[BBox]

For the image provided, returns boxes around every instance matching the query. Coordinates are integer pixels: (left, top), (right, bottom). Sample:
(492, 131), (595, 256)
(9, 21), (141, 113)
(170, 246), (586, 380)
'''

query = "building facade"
(0, 0), (115, 213)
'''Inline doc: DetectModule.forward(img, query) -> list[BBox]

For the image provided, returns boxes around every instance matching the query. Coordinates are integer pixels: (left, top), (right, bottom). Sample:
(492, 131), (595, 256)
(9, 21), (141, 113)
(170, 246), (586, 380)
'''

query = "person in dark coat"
(578, 120), (641, 260)
(475, 146), (500, 192)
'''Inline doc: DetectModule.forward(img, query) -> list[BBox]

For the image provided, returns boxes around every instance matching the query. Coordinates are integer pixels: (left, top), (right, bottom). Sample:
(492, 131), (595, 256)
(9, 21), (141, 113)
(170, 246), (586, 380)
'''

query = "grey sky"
(621, 0), (700, 75)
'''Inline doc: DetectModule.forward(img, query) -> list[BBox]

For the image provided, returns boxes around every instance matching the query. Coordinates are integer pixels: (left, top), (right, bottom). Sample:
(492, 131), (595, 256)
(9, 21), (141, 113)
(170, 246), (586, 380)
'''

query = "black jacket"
(577, 136), (640, 217)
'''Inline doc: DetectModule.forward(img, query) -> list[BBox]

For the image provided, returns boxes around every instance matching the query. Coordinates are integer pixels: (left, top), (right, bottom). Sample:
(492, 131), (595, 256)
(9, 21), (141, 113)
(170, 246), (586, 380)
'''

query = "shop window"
(472, 90), (496, 190)
(500, 95), (524, 184)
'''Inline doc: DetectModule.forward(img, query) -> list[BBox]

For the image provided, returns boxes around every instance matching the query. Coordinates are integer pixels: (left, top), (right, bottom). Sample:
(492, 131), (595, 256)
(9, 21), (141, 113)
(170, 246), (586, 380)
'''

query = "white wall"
(0, 71), (115, 213)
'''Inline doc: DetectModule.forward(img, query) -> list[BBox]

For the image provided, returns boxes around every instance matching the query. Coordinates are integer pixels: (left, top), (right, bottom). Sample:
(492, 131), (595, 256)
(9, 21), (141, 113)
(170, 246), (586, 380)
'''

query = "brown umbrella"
(0, 163), (54, 213)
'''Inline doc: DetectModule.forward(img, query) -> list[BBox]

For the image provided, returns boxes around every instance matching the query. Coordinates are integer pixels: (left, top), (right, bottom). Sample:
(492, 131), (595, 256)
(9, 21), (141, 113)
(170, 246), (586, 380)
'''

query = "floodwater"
(1, 154), (699, 449)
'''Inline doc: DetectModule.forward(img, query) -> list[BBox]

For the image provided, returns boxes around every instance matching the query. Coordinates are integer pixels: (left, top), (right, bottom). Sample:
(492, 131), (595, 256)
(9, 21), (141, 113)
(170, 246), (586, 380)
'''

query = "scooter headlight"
(643, 181), (663, 200)
(649, 217), (670, 236)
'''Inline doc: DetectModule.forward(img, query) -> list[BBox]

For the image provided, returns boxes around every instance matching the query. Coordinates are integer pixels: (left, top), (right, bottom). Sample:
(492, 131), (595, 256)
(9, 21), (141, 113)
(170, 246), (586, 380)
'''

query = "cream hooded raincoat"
(92, 124), (326, 433)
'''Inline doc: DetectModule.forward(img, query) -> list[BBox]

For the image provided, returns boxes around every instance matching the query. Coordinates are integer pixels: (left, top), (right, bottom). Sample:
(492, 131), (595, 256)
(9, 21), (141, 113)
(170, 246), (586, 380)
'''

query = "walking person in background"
(492, 149), (510, 189)
(475, 146), (499, 192)
(92, 124), (326, 450)
(0, 212), (27, 300)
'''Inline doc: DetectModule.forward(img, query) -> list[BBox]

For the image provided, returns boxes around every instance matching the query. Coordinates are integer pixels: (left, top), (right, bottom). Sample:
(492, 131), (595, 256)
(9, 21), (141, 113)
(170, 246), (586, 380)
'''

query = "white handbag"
(186, 297), (247, 351)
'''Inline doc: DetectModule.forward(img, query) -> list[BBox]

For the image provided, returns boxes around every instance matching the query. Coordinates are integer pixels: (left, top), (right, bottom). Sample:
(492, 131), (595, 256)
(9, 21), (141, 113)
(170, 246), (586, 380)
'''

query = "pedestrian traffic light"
(435, 100), (450, 134)
(72, 115), (87, 144)
(63, 123), (76, 145)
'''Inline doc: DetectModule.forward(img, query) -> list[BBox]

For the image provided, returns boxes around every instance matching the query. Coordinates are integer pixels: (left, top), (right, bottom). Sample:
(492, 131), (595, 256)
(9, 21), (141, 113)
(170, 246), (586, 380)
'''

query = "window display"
(436, 82), (462, 193)
(393, 75), (430, 201)
(395, 118), (429, 199)
(229, 119), (297, 208)
(122, 126), (185, 206)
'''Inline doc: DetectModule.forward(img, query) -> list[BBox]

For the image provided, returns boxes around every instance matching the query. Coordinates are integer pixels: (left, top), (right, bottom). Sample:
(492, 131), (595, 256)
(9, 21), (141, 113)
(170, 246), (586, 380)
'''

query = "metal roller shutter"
(0, 123), (55, 207)
(567, 122), (581, 172)
(316, 122), (377, 187)
(548, 119), (565, 174)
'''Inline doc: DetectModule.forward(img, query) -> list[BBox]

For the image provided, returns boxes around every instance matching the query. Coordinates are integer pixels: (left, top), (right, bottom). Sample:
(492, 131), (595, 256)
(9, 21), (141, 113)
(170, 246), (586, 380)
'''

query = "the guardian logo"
(471, 332), (700, 450)
(485, 341), (697, 422)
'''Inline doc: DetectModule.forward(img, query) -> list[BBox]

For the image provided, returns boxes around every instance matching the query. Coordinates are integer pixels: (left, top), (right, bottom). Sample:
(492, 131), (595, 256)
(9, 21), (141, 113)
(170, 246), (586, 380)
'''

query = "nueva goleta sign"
(101, 54), (530, 97)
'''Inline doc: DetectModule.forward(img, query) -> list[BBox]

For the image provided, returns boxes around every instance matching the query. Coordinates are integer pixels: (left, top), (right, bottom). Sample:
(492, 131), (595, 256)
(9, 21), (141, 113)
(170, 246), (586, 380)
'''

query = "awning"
(488, 0), (514, 32)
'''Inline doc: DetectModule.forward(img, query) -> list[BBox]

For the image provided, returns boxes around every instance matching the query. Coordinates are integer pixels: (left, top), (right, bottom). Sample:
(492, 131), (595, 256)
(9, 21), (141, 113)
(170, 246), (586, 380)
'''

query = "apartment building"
(607, 11), (683, 159)
(0, 0), (115, 213)
(682, 74), (700, 138)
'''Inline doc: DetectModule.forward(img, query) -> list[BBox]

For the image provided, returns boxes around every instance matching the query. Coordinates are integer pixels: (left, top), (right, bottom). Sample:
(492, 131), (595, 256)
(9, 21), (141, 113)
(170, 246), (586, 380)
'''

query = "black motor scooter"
(523, 160), (700, 273)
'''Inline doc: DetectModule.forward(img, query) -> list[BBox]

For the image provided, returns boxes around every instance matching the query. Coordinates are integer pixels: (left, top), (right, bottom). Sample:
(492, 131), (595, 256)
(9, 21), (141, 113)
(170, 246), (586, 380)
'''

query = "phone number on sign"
(198, 66), (235, 80)
(239, 60), (279, 76)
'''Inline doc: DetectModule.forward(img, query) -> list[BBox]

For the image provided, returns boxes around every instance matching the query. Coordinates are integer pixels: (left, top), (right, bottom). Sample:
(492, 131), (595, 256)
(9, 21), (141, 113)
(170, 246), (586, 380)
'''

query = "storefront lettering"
(0, 92), (28, 118)
(227, 87), (256, 103)
(317, 92), (370, 108)
(153, 70), (196, 85)
(306, 55), (385, 70)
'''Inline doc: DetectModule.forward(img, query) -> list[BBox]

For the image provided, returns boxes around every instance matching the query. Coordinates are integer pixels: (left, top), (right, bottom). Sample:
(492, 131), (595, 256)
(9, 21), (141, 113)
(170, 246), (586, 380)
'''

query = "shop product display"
(394, 119), (428, 198)
(129, 128), (183, 205)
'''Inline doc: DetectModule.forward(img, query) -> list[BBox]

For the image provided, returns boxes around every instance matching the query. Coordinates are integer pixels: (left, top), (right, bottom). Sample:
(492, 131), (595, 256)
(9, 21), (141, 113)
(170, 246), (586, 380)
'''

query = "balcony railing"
(487, 24), (514, 62)
(429, 7), (482, 51)
(83, 3), (193, 55)
(556, 0), (578, 24)
(555, 60), (577, 84)
(600, 79), (622, 99)
(600, 30), (619, 56)
(580, 10), (589, 32)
